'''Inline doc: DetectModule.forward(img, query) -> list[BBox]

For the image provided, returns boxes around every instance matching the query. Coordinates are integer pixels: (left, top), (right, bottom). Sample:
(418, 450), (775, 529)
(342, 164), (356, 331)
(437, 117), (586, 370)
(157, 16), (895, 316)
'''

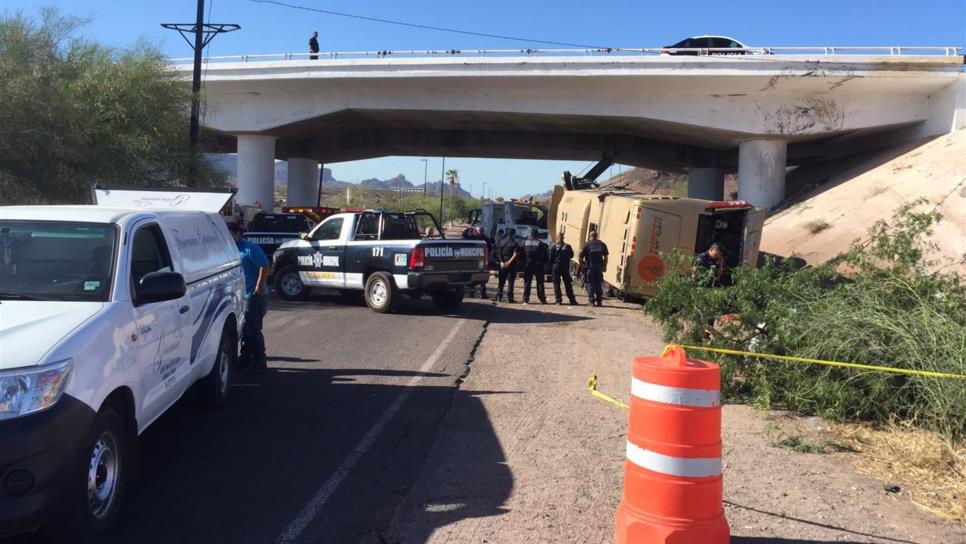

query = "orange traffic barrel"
(615, 345), (730, 544)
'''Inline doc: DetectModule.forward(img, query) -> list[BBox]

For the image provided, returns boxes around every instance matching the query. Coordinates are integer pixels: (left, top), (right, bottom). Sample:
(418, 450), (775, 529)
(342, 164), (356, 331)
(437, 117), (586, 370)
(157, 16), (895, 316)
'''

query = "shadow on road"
(727, 501), (918, 544)
(384, 389), (514, 544)
(734, 539), (892, 544)
(0, 365), (513, 544)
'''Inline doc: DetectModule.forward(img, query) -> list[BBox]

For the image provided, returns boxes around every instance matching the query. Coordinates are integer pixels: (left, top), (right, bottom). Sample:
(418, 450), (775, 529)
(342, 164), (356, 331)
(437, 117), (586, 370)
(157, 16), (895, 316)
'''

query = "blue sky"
(4, 0), (964, 197)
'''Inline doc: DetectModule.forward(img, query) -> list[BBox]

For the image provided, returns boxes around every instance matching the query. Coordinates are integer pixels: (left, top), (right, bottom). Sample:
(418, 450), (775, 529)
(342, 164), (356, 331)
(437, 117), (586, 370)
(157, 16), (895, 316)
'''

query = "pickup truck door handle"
(179, 305), (190, 314)
(327, 246), (337, 250)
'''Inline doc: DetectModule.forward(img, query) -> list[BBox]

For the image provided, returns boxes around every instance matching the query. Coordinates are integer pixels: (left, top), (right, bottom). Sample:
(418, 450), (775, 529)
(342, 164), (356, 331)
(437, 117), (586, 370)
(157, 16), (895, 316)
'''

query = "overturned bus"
(548, 182), (765, 298)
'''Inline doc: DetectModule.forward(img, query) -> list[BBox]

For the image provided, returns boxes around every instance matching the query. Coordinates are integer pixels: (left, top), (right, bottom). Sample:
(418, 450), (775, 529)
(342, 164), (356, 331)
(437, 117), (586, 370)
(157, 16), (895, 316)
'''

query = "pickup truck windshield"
(0, 221), (117, 302)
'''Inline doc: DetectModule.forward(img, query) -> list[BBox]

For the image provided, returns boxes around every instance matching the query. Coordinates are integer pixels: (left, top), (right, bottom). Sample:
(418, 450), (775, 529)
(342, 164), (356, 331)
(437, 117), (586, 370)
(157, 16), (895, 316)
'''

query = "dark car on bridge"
(662, 35), (759, 56)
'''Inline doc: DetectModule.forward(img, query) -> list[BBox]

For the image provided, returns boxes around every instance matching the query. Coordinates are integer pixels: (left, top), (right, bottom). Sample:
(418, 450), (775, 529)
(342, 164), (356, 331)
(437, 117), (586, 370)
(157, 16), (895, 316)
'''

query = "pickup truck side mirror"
(299, 232), (308, 240)
(137, 271), (187, 305)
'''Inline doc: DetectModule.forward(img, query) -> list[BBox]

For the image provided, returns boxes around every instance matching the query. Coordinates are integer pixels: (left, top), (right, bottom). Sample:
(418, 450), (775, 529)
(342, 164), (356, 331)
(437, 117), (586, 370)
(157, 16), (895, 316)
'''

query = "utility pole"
(162, 1), (239, 149)
(317, 164), (324, 206)
(481, 181), (486, 204)
(421, 158), (428, 196)
(439, 157), (446, 228)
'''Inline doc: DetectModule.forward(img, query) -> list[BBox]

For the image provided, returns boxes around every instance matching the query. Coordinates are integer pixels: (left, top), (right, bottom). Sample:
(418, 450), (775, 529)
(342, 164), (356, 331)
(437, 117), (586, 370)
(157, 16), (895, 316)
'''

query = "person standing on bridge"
(549, 230), (579, 305)
(521, 230), (548, 304)
(579, 230), (608, 307)
(229, 222), (271, 375)
(309, 31), (320, 60)
(493, 227), (521, 303)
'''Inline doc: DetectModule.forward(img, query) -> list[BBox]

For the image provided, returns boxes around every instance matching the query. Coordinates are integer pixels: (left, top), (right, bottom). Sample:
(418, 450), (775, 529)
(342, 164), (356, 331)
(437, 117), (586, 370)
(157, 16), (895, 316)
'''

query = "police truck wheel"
(201, 326), (234, 407)
(364, 272), (397, 313)
(431, 290), (464, 311)
(51, 408), (129, 543)
(274, 266), (308, 300)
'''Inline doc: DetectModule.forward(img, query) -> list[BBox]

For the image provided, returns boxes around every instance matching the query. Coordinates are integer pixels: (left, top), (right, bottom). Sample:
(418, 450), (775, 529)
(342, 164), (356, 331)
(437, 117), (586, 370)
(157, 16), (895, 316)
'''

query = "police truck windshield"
(0, 221), (118, 302)
(248, 214), (310, 233)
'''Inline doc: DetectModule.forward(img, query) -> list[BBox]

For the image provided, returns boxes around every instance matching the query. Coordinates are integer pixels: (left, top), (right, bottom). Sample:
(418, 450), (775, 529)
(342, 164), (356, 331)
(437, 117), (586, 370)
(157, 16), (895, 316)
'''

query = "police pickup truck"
(241, 212), (312, 259)
(271, 210), (488, 313)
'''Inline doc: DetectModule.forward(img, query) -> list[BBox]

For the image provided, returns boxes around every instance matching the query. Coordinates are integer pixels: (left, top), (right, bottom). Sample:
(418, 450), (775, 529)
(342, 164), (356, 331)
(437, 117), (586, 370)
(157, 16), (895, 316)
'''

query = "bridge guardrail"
(168, 46), (964, 64)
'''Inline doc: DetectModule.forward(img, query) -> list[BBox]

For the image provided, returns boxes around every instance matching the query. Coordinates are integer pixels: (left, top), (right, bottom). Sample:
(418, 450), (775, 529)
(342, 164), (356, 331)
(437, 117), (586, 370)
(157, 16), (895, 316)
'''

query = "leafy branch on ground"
(645, 199), (966, 441)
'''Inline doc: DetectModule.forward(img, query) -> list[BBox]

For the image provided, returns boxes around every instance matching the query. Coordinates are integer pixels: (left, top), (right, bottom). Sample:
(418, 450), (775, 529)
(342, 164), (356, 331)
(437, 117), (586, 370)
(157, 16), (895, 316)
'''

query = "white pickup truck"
(0, 198), (244, 541)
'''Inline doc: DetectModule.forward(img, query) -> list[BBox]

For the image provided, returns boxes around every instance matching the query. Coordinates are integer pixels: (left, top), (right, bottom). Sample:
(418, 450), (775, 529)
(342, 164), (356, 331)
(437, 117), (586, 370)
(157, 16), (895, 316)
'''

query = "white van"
(0, 202), (244, 541)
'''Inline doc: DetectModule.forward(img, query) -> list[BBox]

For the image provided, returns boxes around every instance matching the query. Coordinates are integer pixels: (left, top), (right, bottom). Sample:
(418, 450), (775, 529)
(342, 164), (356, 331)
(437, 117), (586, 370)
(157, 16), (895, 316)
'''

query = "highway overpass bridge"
(174, 47), (965, 209)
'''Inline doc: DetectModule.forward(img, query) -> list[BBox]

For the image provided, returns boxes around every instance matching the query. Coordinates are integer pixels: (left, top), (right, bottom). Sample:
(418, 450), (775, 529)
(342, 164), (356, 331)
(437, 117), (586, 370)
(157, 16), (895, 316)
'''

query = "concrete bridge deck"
(175, 49), (965, 209)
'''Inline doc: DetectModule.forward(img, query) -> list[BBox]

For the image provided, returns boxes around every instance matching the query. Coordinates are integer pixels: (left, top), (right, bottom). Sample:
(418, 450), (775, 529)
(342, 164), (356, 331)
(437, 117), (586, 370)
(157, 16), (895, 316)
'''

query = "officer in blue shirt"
(228, 222), (270, 374)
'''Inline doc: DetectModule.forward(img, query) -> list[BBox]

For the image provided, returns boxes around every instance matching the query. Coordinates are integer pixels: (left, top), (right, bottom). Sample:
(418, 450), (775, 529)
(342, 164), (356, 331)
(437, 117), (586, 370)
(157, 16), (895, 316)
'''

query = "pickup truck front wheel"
(364, 272), (397, 313)
(431, 290), (464, 311)
(274, 265), (308, 301)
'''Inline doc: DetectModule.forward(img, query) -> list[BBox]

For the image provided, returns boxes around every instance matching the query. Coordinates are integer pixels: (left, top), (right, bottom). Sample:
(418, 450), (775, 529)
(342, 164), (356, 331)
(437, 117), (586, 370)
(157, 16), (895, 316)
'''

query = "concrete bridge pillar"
(738, 140), (787, 210)
(687, 167), (725, 201)
(286, 158), (319, 207)
(236, 134), (277, 209)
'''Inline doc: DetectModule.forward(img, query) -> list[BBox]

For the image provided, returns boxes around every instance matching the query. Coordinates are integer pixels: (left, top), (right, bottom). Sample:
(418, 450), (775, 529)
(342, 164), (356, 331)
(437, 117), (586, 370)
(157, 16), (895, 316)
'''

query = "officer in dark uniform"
(692, 242), (726, 287)
(579, 230), (609, 307)
(493, 227), (521, 303)
(464, 226), (492, 298)
(521, 230), (548, 304)
(548, 230), (578, 305)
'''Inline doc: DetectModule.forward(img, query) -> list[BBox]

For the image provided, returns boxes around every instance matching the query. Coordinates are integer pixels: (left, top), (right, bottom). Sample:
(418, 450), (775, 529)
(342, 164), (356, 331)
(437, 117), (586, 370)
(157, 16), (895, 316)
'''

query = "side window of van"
(313, 218), (344, 241)
(130, 224), (173, 301)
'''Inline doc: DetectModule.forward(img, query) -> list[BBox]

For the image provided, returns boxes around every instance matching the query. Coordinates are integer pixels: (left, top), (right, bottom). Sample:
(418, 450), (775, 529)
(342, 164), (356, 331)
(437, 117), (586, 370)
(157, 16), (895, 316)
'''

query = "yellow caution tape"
(672, 344), (966, 381)
(587, 374), (629, 409)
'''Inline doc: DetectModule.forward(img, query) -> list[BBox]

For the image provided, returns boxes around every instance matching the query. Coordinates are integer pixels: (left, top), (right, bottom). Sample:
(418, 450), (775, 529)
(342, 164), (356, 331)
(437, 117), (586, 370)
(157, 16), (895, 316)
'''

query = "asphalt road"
(7, 291), (494, 544)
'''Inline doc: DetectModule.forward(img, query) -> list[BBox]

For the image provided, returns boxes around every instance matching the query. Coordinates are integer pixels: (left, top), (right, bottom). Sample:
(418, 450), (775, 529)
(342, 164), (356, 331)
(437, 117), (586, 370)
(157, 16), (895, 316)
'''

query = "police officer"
(548, 230), (578, 305)
(464, 226), (492, 298)
(522, 230), (548, 304)
(493, 227), (521, 303)
(692, 242), (726, 287)
(579, 230), (609, 307)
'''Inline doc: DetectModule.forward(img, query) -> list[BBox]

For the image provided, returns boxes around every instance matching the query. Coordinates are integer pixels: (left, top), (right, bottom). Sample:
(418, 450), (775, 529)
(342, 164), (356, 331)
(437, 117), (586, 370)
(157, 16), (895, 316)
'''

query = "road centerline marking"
(276, 318), (468, 543)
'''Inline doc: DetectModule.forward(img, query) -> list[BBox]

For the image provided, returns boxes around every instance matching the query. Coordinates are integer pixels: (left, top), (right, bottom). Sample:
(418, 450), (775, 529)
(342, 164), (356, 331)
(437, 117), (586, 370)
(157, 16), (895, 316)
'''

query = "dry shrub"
(832, 421), (966, 525)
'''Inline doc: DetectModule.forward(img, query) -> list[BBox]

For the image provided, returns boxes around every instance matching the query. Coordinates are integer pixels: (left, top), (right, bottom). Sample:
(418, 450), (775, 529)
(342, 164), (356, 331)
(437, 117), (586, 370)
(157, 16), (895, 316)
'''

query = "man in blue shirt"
(228, 222), (271, 374)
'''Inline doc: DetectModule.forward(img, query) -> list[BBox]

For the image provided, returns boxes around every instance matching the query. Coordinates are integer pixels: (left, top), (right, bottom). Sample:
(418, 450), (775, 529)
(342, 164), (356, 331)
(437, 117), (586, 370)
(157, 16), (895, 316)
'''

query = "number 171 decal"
(372, 247), (384, 257)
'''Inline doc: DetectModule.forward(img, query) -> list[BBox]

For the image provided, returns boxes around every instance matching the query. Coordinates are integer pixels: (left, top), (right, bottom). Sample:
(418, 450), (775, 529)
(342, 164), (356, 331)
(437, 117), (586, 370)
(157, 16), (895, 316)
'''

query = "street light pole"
(481, 181), (486, 204)
(421, 158), (428, 196)
(439, 157), (446, 228)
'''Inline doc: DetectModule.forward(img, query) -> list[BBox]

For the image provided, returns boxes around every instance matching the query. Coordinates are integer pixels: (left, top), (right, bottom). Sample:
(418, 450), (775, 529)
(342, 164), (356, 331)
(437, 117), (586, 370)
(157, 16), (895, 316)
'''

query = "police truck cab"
(271, 209), (488, 313)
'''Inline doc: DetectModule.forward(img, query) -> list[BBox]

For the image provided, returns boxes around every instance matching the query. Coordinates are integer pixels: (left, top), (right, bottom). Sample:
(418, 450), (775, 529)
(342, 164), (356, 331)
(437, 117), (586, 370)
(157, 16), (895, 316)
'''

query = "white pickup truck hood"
(0, 301), (104, 371)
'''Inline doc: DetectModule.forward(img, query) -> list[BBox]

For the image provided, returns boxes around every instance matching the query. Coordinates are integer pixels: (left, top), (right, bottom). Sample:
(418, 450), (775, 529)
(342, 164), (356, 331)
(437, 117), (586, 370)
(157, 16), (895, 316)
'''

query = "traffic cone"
(615, 345), (730, 544)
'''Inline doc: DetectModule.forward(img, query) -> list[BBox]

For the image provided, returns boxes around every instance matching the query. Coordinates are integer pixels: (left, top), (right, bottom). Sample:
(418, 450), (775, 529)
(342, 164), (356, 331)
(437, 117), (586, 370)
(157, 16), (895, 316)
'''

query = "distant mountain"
(208, 154), (473, 198)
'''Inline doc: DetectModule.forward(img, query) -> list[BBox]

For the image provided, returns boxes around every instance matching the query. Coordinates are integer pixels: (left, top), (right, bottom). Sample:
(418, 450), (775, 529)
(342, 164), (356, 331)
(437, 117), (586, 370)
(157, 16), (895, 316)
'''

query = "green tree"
(445, 169), (459, 187)
(0, 9), (225, 204)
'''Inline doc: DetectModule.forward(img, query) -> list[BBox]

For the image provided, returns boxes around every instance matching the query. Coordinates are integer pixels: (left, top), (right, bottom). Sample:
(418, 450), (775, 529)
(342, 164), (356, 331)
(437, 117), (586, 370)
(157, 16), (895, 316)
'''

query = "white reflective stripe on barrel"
(631, 378), (720, 407)
(626, 441), (721, 478)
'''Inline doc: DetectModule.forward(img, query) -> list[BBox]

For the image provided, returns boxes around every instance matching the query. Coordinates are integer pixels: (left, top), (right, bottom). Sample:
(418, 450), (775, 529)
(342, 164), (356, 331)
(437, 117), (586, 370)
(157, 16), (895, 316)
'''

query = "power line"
(250, 0), (615, 50)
